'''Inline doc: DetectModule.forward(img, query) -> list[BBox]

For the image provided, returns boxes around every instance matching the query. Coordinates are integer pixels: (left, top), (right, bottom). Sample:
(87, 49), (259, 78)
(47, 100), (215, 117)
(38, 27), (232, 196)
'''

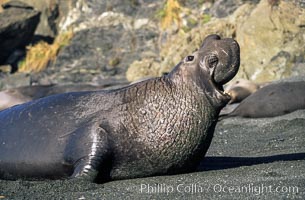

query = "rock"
(17, 0), (72, 37)
(1, 0), (304, 87)
(2, 1), (32, 9)
(157, 3), (254, 74)
(34, 15), (159, 85)
(0, 109), (304, 199)
(0, 65), (11, 73)
(292, 62), (305, 77)
(209, 0), (245, 18)
(31, 26), (122, 84)
(236, 0), (305, 82)
(19, 0), (161, 85)
(0, 72), (31, 90)
(126, 58), (160, 82)
(0, 1), (40, 64)
(58, 0), (161, 32)
(151, 0), (305, 83)
(33, 26), (122, 84)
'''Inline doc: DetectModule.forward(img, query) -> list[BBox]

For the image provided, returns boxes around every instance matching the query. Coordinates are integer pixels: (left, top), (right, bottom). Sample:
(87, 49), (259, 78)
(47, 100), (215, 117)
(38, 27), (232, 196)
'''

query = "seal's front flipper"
(71, 157), (100, 182)
(64, 123), (111, 182)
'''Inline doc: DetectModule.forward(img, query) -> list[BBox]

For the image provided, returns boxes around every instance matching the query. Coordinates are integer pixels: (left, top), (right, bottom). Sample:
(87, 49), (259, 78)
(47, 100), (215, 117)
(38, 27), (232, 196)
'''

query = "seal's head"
(169, 34), (240, 106)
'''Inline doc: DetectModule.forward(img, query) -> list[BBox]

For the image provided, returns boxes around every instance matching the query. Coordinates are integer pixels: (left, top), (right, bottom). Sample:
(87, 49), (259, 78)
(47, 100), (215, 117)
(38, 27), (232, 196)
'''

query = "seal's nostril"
(207, 55), (218, 68)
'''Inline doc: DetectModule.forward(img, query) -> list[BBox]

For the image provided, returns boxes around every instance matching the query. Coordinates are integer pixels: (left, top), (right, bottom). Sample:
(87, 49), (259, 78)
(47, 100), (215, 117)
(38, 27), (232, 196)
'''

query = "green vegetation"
(201, 14), (211, 24)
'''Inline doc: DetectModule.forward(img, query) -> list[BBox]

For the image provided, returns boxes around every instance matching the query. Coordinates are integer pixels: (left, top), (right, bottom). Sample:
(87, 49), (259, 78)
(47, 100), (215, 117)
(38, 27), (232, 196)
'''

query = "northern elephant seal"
(219, 79), (259, 116)
(0, 82), (128, 111)
(0, 34), (240, 182)
(228, 81), (305, 118)
(224, 79), (260, 104)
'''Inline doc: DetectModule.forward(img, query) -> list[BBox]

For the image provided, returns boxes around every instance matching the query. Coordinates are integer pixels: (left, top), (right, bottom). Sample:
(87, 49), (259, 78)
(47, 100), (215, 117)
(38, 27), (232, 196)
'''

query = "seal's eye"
(207, 55), (218, 68)
(185, 55), (194, 62)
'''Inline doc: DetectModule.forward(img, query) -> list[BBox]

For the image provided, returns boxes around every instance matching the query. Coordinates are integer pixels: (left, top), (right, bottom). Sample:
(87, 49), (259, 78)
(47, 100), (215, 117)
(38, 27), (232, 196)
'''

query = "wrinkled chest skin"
(109, 78), (219, 179)
(0, 34), (239, 183)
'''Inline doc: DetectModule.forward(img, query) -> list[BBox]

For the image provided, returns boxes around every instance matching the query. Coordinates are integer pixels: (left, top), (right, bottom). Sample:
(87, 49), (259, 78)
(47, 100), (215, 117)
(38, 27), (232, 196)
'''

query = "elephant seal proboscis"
(228, 81), (305, 118)
(0, 34), (240, 183)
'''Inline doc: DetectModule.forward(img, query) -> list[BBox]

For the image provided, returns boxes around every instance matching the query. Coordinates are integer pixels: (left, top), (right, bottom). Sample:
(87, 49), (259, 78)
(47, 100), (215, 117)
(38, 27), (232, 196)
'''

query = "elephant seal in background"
(0, 83), (128, 111)
(224, 79), (260, 104)
(0, 89), (32, 111)
(228, 81), (305, 118)
(0, 34), (240, 183)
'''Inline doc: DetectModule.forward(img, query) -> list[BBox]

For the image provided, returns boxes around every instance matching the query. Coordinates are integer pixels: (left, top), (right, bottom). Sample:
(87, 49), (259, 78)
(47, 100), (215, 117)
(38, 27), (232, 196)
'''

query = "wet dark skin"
(0, 35), (240, 183)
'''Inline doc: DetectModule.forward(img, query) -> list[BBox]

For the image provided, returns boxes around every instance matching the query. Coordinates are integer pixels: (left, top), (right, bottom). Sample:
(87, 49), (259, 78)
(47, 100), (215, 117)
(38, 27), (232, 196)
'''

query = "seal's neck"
(166, 62), (228, 110)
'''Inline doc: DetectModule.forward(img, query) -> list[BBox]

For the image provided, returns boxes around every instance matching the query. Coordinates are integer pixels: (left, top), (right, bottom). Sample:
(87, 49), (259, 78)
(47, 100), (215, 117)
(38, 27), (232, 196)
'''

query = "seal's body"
(0, 35), (240, 182)
(0, 83), (127, 111)
(224, 79), (260, 104)
(228, 81), (305, 118)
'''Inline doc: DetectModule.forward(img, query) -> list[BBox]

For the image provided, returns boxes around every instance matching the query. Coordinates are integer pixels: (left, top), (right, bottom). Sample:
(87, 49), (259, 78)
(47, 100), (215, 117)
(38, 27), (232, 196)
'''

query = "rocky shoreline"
(1, 0), (305, 89)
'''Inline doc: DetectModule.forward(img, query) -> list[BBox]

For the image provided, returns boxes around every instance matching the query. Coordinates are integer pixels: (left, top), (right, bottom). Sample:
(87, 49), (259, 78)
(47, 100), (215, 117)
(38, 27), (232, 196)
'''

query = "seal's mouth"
(210, 78), (231, 102)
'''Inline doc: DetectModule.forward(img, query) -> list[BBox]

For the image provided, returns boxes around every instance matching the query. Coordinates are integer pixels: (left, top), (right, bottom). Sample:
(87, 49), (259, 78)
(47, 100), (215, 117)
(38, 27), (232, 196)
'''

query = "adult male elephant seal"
(0, 35), (240, 182)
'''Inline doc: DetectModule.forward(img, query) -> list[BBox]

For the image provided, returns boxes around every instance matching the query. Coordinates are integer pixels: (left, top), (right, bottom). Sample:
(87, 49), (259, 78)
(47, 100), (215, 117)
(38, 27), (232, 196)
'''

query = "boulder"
(236, 0), (305, 82)
(18, 0), (72, 37)
(30, 0), (160, 85)
(0, 1), (40, 64)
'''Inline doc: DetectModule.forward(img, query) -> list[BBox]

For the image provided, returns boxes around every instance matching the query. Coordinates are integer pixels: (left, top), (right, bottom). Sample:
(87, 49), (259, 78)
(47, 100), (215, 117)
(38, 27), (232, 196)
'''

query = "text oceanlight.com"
(139, 183), (299, 195)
